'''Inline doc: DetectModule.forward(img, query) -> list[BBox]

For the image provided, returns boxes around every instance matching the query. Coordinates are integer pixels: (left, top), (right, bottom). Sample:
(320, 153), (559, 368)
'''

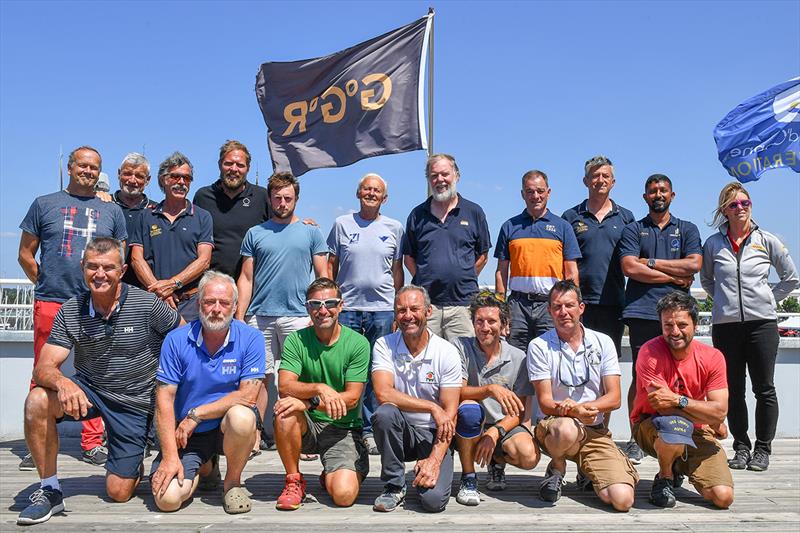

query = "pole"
(427, 7), (434, 157)
(59, 146), (63, 191)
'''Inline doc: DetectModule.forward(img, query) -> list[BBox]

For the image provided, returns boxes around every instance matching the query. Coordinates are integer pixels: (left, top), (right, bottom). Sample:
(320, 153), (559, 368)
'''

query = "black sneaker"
(575, 468), (592, 491)
(747, 449), (770, 472)
(17, 487), (65, 525)
(81, 445), (108, 466)
(671, 463), (685, 489)
(624, 440), (646, 465)
(728, 449), (750, 470)
(486, 461), (506, 491)
(18, 453), (35, 471)
(373, 485), (406, 512)
(649, 475), (676, 508)
(539, 465), (565, 503)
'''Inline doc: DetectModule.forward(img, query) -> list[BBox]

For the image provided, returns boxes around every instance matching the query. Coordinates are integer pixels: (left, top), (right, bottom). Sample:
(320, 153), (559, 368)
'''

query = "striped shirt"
(47, 284), (180, 413)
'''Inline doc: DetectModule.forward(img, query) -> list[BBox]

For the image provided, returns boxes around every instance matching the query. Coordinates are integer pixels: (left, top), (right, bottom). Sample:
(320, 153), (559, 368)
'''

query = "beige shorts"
(535, 417), (639, 491)
(634, 417), (733, 491)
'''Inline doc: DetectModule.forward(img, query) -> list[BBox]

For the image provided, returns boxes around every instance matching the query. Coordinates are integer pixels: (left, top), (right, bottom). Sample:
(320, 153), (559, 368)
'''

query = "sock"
(462, 472), (477, 479)
(40, 475), (60, 492)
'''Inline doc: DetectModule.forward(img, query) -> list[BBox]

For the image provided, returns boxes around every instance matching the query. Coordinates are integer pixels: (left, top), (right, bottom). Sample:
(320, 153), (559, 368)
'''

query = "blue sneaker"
(17, 487), (64, 525)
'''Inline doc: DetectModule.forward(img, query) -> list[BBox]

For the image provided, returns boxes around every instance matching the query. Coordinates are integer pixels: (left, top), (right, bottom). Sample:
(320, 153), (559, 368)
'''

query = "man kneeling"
(274, 278), (371, 510)
(150, 271), (265, 514)
(528, 281), (638, 511)
(452, 292), (540, 506)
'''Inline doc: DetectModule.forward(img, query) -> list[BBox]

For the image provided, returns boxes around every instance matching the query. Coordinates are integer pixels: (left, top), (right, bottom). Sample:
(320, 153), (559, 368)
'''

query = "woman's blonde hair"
(712, 181), (751, 228)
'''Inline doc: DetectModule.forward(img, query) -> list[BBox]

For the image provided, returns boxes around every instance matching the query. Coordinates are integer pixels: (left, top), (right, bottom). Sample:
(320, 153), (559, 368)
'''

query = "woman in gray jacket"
(701, 182), (799, 472)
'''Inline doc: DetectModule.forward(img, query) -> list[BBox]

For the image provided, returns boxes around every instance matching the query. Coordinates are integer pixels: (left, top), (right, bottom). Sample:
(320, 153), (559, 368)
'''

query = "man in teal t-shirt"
(273, 278), (370, 511)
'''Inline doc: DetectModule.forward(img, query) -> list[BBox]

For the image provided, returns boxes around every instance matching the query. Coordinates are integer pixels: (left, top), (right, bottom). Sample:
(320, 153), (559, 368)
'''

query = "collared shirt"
(561, 200), (635, 306)
(114, 191), (157, 288)
(527, 327), (621, 426)
(372, 330), (463, 428)
(193, 180), (270, 279)
(157, 319), (266, 432)
(402, 194), (492, 306)
(619, 214), (702, 321)
(452, 337), (534, 425)
(47, 284), (180, 413)
(495, 209), (582, 296)
(129, 200), (214, 292)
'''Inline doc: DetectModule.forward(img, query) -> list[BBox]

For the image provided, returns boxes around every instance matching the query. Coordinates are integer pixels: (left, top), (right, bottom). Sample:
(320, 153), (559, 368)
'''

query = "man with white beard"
(150, 271), (266, 515)
(402, 154), (492, 341)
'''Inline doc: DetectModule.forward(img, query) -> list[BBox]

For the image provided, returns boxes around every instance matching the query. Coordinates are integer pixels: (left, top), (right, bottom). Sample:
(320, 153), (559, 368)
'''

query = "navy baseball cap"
(652, 415), (697, 448)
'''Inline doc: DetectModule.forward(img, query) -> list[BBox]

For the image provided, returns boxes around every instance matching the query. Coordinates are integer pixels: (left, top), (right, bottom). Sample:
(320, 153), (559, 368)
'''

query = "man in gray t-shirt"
(327, 173), (404, 451)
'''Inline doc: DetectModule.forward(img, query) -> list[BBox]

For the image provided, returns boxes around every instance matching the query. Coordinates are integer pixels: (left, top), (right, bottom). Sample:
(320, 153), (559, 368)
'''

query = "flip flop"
(223, 486), (252, 514)
(249, 449), (262, 461)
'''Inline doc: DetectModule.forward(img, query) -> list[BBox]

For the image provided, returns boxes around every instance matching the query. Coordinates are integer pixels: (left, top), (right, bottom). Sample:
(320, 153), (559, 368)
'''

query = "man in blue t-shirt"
(236, 171), (328, 448)
(151, 271), (265, 515)
(18, 145), (128, 469)
(618, 173), (702, 463)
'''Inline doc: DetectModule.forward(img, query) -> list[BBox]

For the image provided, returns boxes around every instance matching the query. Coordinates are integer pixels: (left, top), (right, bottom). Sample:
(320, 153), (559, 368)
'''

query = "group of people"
(15, 144), (798, 525)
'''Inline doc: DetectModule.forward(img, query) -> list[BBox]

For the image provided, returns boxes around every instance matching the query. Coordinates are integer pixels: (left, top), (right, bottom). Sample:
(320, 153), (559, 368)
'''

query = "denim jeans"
(339, 310), (395, 435)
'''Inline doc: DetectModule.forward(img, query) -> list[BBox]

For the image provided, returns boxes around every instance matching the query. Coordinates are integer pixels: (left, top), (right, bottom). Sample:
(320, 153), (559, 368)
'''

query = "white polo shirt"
(372, 329), (462, 428)
(527, 327), (621, 426)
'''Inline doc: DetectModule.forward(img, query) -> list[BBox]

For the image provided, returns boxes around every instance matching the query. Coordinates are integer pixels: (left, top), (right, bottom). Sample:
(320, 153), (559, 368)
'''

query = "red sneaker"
(276, 473), (306, 510)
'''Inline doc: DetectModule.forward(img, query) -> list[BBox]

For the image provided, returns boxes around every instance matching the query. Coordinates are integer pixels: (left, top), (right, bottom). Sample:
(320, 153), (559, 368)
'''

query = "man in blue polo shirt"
(402, 153), (492, 341)
(495, 170), (581, 352)
(151, 270), (265, 515)
(561, 156), (635, 360)
(618, 173), (702, 463)
(130, 152), (214, 322)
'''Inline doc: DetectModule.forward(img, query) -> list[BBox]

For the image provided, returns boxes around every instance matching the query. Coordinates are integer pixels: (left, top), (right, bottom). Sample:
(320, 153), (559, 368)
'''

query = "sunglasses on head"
(306, 298), (342, 310)
(727, 199), (752, 210)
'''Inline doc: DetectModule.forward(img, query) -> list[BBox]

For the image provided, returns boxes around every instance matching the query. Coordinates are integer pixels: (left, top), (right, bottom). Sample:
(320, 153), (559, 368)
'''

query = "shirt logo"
(150, 224), (162, 237)
(379, 235), (390, 242)
(545, 224), (557, 233)
(250, 366), (260, 373)
(640, 231), (649, 237)
(123, 326), (134, 333)
(59, 206), (100, 258)
(751, 244), (766, 252)
(347, 232), (360, 244)
(242, 198), (251, 207)
(425, 371), (435, 383)
(671, 238), (681, 250)
(574, 221), (589, 234)
(460, 220), (469, 226)
(221, 358), (238, 376)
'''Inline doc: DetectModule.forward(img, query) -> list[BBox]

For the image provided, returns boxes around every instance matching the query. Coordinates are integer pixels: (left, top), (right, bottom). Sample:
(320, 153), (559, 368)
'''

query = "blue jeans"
(339, 310), (394, 435)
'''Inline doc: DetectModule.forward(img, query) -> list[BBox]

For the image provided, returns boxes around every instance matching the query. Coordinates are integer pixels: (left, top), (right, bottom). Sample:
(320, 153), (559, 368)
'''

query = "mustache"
(170, 184), (189, 194)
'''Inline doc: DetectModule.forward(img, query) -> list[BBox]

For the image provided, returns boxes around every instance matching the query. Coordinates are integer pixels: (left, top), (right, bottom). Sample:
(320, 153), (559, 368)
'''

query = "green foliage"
(697, 297), (713, 312)
(778, 297), (800, 313)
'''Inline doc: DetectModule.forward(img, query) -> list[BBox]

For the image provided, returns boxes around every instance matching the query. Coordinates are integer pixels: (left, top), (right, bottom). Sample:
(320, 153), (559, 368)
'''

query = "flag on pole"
(255, 14), (432, 177)
(713, 77), (800, 183)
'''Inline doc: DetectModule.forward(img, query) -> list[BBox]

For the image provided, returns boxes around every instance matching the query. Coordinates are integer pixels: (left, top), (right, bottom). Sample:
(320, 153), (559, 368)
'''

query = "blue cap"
(652, 415), (697, 448)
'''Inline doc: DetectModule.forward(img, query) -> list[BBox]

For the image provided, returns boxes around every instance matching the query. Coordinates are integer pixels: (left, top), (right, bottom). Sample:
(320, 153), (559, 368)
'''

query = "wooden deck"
(1, 437), (798, 532)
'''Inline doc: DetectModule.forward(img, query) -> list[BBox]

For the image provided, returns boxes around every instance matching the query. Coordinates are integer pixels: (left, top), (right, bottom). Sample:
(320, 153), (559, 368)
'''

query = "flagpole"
(59, 145), (64, 191)
(427, 7), (434, 157)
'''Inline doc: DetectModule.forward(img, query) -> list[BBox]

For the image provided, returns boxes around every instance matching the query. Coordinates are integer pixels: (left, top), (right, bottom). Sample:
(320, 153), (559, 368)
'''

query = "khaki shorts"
(301, 412), (369, 477)
(535, 417), (639, 491)
(634, 417), (733, 491)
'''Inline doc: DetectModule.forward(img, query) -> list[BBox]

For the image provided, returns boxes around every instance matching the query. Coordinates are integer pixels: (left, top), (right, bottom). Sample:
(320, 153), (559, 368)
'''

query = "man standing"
(619, 174), (702, 463)
(130, 152), (214, 322)
(113, 152), (157, 289)
(452, 292), (539, 506)
(371, 285), (462, 513)
(402, 154), (491, 341)
(16, 238), (180, 525)
(495, 170), (581, 351)
(273, 278), (371, 510)
(236, 172), (328, 448)
(631, 292), (733, 509)
(18, 146), (128, 469)
(150, 271), (265, 515)
(193, 140), (270, 280)
(528, 280), (638, 511)
(561, 156), (635, 359)
(327, 173), (404, 454)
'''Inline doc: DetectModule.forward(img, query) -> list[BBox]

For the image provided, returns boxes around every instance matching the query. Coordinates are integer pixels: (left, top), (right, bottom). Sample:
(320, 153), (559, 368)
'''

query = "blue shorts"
(150, 428), (223, 481)
(57, 377), (151, 478)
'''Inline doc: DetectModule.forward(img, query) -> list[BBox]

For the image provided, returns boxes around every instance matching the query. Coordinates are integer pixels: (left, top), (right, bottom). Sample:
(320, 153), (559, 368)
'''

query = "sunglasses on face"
(727, 199), (752, 210)
(306, 298), (342, 310)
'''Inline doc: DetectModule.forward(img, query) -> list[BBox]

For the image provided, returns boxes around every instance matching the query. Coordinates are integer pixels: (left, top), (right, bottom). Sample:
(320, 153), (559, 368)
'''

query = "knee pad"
(456, 403), (485, 439)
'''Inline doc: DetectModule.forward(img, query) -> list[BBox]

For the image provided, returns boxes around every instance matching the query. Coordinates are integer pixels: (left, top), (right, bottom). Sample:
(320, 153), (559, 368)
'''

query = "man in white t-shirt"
(370, 285), (462, 513)
(528, 280), (638, 511)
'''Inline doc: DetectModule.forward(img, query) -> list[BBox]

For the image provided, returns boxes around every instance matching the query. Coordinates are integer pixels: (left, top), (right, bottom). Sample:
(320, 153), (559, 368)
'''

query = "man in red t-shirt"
(631, 292), (734, 509)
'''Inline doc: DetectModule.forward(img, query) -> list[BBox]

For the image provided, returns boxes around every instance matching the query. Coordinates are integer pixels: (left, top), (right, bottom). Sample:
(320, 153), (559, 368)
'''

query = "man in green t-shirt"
(274, 278), (371, 510)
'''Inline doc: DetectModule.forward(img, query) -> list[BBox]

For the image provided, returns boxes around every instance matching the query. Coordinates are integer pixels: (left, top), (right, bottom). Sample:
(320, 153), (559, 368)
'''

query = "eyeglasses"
(727, 199), (752, 210)
(167, 173), (193, 183)
(306, 298), (342, 310)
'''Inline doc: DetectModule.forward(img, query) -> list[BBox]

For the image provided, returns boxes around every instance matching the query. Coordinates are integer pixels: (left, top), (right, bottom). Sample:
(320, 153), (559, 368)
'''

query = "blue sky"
(1, 0), (799, 285)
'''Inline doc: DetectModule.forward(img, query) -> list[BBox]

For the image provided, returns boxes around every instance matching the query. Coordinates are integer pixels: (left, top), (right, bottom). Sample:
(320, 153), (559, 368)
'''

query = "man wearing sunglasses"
(618, 174), (702, 464)
(17, 237), (181, 525)
(130, 151), (214, 322)
(273, 278), (371, 510)
(528, 280), (637, 511)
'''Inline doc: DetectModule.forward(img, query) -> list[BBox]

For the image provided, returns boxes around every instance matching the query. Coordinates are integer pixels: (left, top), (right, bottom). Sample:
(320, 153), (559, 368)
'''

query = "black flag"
(256, 15), (431, 176)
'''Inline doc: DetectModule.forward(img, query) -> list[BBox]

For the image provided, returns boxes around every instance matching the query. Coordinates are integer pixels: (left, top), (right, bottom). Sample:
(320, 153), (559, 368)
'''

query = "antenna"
(59, 145), (64, 190)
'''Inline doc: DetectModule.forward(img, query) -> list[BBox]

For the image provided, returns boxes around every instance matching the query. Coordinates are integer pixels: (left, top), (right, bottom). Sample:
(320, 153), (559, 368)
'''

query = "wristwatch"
(186, 407), (202, 423)
(677, 395), (689, 410)
(647, 258), (657, 269)
(174, 278), (184, 290)
(307, 395), (321, 411)
(492, 424), (507, 440)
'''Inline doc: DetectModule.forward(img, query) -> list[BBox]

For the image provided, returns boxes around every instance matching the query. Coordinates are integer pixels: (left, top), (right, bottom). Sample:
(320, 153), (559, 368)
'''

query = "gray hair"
(357, 173), (388, 195)
(584, 155), (614, 178)
(157, 151), (193, 192)
(425, 154), (460, 180)
(68, 145), (102, 171)
(395, 284), (431, 310)
(522, 169), (548, 187)
(119, 152), (150, 174)
(84, 237), (124, 266)
(198, 270), (238, 306)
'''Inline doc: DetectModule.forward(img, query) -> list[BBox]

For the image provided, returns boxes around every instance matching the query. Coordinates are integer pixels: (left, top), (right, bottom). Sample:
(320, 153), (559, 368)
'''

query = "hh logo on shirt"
(221, 358), (238, 376)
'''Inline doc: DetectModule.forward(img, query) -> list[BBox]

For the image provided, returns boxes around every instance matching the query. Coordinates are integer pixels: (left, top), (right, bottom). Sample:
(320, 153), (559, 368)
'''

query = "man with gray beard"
(402, 154), (492, 341)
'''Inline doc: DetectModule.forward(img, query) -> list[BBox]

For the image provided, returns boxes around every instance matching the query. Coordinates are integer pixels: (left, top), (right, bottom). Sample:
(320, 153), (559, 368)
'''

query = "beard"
(120, 184), (144, 197)
(222, 173), (246, 191)
(650, 199), (669, 213)
(432, 182), (457, 202)
(200, 311), (233, 332)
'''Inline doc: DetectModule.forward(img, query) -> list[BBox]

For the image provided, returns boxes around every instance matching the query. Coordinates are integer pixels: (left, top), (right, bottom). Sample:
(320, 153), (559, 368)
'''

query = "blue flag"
(713, 77), (800, 183)
(256, 15), (432, 176)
